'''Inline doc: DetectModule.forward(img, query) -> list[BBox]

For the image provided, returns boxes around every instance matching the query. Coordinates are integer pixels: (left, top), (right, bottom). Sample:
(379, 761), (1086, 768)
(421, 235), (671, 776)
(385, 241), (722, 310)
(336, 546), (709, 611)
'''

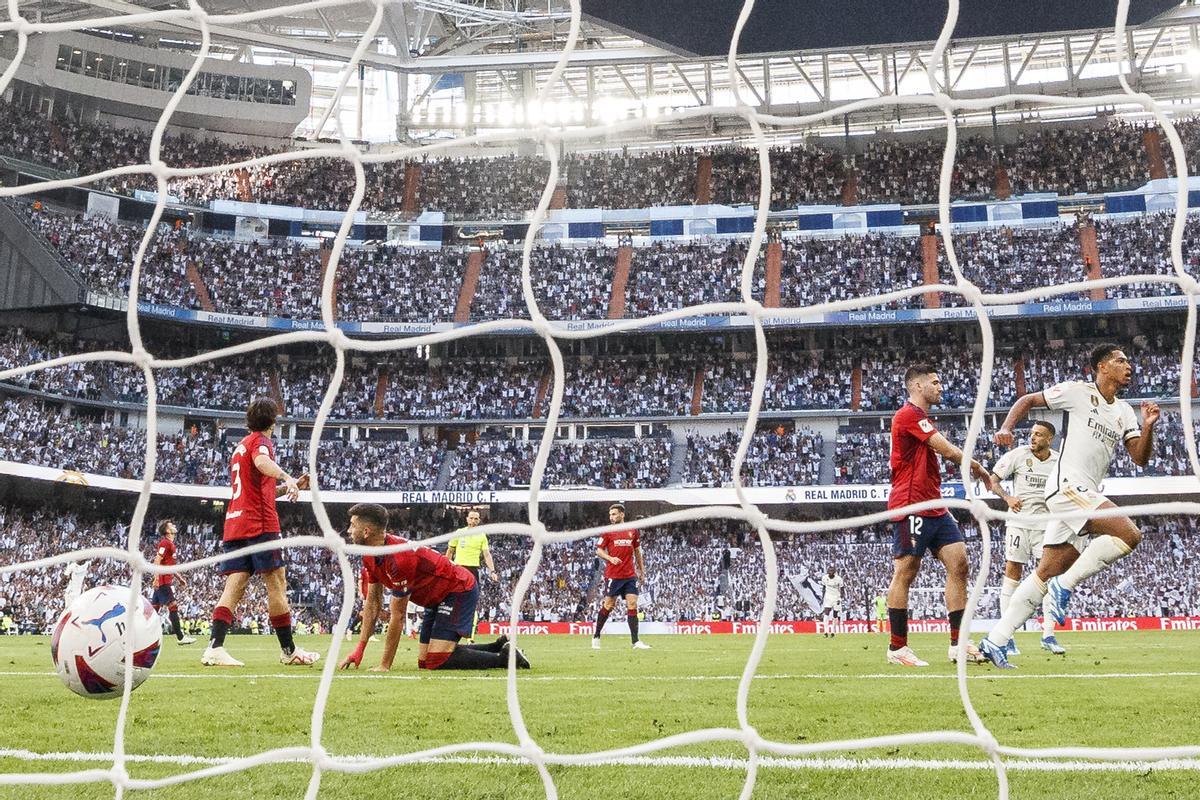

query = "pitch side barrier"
(475, 618), (1200, 637)
(9, 460), (1199, 504)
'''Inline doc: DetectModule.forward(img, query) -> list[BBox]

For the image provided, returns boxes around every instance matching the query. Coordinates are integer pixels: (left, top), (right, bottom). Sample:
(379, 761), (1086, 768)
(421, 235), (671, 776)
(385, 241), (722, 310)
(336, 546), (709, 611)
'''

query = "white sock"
(1041, 593), (1056, 638)
(1058, 535), (1133, 591)
(1000, 576), (1019, 617)
(986, 574), (1046, 648)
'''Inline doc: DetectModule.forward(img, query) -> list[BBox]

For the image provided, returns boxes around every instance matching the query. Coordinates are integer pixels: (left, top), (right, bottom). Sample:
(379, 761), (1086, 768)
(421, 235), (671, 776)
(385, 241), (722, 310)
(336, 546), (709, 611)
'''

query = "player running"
(446, 508), (498, 643)
(980, 344), (1158, 668)
(150, 519), (196, 645)
(820, 567), (844, 638)
(985, 421), (1065, 656)
(339, 503), (528, 671)
(591, 502), (650, 650)
(202, 397), (319, 668)
(61, 560), (89, 607)
(886, 364), (990, 667)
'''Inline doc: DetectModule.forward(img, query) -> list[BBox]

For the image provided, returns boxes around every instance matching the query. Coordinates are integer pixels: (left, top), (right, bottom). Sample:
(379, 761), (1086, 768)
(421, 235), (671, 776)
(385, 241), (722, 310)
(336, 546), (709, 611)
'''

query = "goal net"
(1, 0), (1199, 798)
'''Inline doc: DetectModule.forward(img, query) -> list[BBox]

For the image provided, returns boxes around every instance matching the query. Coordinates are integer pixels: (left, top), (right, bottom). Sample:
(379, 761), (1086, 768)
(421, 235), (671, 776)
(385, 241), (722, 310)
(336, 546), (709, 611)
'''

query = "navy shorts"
(150, 584), (175, 609)
(221, 532), (285, 575)
(419, 582), (479, 644)
(605, 577), (639, 598)
(892, 514), (963, 558)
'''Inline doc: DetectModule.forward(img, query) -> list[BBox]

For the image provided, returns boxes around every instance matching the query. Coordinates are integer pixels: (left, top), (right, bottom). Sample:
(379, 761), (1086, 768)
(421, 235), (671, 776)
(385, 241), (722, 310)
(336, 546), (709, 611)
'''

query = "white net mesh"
(1, 0), (1200, 797)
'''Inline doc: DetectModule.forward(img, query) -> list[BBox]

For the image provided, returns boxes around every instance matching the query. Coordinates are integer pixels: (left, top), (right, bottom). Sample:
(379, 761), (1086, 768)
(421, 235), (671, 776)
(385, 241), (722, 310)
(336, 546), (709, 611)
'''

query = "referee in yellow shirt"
(447, 508), (498, 643)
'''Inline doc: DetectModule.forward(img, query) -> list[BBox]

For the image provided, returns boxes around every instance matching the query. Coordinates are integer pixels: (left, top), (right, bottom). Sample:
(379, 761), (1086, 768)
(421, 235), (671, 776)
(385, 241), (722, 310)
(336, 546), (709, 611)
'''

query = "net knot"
(1177, 274), (1200, 297)
(327, 328), (352, 352)
(130, 346), (152, 370)
(527, 520), (549, 543)
(108, 763), (129, 788)
(311, 744), (331, 769)
(968, 498), (994, 522)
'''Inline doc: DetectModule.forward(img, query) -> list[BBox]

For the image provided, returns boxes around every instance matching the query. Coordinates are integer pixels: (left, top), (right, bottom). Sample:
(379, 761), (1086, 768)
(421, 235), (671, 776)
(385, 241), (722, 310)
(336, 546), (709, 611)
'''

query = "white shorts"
(1043, 483), (1108, 553)
(1004, 524), (1045, 565)
(822, 604), (842, 615)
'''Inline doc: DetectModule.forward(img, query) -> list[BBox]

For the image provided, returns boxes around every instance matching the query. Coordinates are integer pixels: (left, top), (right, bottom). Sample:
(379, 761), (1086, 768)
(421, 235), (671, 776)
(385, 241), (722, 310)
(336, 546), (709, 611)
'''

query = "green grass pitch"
(0, 631), (1197, 799)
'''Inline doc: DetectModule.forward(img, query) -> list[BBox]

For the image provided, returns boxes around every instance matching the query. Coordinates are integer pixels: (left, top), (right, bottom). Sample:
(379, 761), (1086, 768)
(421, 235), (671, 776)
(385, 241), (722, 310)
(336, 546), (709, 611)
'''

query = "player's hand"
(1004, 495), (1023, 512)
(283, 475), (300, 502)
(994, 428), (1015, 448)
(1141, 400), (1161, 428)
(295, 473), (310, 491)
(969, 460), (989, 482)
(339, 643), (366, 669)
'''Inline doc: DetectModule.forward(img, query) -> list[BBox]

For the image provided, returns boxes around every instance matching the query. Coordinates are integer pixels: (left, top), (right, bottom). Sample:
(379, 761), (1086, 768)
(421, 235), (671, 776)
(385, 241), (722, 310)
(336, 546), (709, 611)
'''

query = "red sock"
(888, 607), (908, 651)
(424, 651), (450, 670)
(948, 609), (964, 646)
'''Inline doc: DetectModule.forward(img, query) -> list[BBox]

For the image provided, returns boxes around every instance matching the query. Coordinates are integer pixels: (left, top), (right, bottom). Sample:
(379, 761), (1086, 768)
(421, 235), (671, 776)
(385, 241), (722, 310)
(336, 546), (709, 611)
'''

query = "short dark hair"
(245, 397), (279, 432)
(609, 502), (625, 512)
(348, 503), (388, 530)
(156, 519), (174, 536)
(1032, 419), (1056, 436)
(1089, 343), (1123, 373)
(904, 364), (936, 386)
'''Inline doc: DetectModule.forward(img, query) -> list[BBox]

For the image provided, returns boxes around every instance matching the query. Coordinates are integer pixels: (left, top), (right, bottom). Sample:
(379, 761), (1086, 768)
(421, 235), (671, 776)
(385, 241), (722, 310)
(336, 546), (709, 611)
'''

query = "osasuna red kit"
(223, 431), (280, 541)
(887, 402), (963, 558)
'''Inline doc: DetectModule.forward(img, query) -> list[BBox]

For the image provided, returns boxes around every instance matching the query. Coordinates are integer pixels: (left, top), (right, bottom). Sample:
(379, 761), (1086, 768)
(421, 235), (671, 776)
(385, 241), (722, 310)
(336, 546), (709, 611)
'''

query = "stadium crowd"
(3, 503), (1196, 634)
(6, 101), (1188, 215)
(682, 427), (824, 487)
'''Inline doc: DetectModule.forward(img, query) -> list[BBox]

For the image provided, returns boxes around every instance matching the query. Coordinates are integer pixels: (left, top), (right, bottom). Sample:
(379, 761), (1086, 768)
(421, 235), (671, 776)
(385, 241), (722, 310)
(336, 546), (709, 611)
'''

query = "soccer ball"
(51, 585), (162, 700)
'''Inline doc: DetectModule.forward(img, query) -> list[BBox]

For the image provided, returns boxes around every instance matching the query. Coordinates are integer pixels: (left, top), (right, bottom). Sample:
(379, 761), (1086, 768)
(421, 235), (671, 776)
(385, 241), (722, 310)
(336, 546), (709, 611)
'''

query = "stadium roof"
(581, 0), (1183, 58)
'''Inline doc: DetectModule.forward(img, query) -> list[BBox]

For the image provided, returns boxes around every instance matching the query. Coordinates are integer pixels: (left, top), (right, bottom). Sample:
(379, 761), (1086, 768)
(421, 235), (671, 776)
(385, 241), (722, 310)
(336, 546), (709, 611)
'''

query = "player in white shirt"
(62, 561), (89, 606)
(980, 344), (1158, 668)
(820, 568), (844, 638)
(985, 421), (1065, 656)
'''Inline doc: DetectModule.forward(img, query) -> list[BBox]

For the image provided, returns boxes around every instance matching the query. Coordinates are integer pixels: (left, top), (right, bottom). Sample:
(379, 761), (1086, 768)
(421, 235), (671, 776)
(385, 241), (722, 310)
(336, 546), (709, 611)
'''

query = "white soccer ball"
(51, 585), (162, 700)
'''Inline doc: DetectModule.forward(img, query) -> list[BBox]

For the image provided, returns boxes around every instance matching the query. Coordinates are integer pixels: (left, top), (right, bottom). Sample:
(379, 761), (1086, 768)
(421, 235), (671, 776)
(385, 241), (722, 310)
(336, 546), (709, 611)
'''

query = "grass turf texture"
(0, 631), (1196, 799)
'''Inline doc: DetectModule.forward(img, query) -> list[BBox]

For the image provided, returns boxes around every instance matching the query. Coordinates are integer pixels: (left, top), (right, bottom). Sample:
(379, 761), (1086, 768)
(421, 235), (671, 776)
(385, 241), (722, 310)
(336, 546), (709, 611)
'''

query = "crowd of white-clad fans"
(7, 101), (1194, 215)
(2, 503), (1197, 633)
(443, 435), (675, 490)
(16, 202), (1200, 328)
(682, 427), (824, 487)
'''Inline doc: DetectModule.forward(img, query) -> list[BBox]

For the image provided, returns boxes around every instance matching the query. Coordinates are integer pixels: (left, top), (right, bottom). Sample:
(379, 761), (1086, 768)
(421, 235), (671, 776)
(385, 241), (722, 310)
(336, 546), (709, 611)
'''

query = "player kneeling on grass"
(340, 503), (529, 672)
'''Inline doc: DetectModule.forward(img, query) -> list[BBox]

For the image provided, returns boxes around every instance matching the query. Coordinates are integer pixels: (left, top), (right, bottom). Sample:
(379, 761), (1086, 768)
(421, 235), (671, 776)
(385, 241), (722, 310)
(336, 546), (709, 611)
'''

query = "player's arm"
(596, 545), (617, 565)
(634, 545), (646, 581)
(925, 432), (989, 481)
(482, 545), (497, 579)
(340, 581), (383, 670)
(986, 472), (1022, 512)
(151, 549), (164, 587)
(995, 392), (1048, 447)
(1124, 400), (1160, 467)
(252, 450), (302, 501)
(371, 594), (408, 672)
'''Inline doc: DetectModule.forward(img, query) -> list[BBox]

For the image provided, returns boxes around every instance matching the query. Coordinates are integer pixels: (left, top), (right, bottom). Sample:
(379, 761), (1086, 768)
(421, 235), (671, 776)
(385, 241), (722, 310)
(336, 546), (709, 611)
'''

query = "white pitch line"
(1, 748), (1199, 774)
(2, 670), (1199, 682)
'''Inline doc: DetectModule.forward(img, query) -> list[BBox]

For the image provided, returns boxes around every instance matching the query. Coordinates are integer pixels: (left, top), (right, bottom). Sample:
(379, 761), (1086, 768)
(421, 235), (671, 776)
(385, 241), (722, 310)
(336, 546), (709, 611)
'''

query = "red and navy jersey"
(154, 536), (176, 586)
(600, 529), (640, 579)
(362, 533), (476, 608)
(888, 402), (947, 520)
(223, 431), (280, 542)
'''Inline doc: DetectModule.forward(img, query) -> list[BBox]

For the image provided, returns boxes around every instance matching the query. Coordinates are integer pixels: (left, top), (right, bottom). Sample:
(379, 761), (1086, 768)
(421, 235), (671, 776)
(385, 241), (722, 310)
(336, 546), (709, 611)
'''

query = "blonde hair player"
(985, 421), (1065, 657)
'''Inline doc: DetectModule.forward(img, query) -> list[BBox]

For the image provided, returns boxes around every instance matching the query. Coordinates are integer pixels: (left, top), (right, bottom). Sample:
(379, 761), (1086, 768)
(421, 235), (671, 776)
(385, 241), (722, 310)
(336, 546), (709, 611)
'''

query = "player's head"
(1030, 420), (1056, 451)
(347, 503), (388, 545)
(827, 566), (836, 577)
(157, 519), (176, 539)
(608, 502), (625, 524)
(1089, 343), (1132, 388)
(245, 396), (279, 433)
(903, 363), (942, 405)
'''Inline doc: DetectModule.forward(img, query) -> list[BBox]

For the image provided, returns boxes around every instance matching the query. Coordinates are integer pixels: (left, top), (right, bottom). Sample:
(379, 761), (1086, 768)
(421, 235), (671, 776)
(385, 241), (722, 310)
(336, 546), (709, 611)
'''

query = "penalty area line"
(1, 671), (1199, 682)
(1, 749), (1199, 774)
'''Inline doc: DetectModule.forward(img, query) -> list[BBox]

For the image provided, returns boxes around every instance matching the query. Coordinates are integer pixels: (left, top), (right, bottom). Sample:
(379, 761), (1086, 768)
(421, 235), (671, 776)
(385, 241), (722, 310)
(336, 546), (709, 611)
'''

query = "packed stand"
(444, 436), (673, 490)
(777, 234), (926, 310)
(682, 427), (824, 487)
(857, 345), (1019, 411)
(1005, 123), (1151, 196)
(701, 350), (855, 412)
(565, 149), (696, 209)
(709, 145), (847, 209)
(949, 223), (1088, 301)
(853, 136), (1000, 205)
(832, 417), (1004, 485)
(1093, 212), (1200, 299)
(468, 244), (617, 320)
(624, 240), (762, 317)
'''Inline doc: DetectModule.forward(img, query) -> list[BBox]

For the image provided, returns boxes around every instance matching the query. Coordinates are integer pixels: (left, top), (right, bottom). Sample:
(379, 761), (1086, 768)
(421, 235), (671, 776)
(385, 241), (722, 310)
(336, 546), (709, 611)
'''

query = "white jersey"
(64, 561), (89, 605)
(820, 574), (844, 607)
(1042, 381), (1140, 492)
(991, 445), (1058, 530)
